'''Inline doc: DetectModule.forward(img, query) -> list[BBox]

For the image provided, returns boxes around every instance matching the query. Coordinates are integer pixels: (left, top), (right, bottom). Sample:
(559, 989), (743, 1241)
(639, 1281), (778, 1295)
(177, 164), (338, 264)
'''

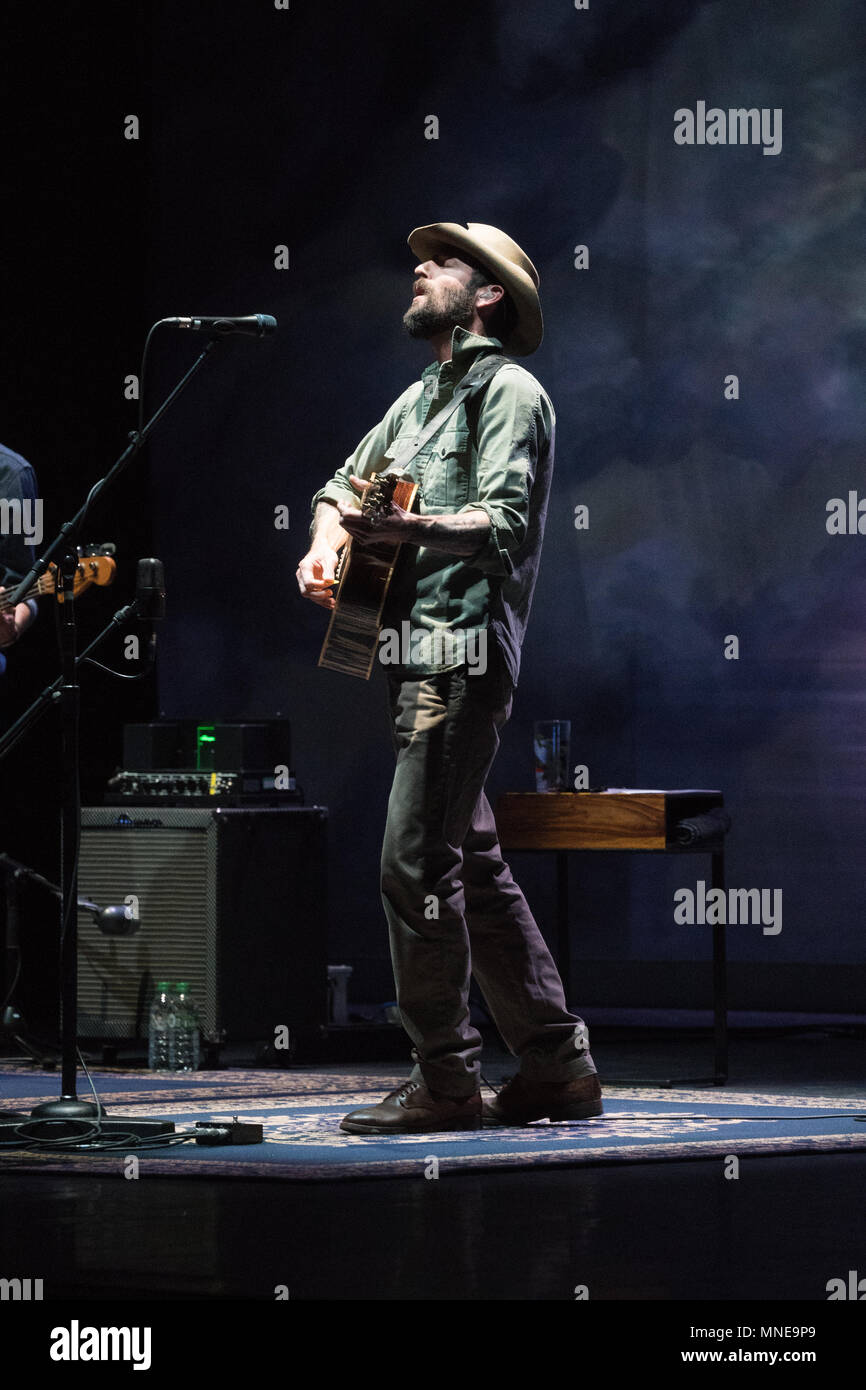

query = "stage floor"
(0, 1028), (863, 1300)
(2, 1065), (864, 1183)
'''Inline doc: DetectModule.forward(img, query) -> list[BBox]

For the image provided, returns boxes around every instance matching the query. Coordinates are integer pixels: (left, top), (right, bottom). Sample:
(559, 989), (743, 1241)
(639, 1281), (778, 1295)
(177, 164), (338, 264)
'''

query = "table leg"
(711, 847), (728, 1083)
(556, 850), (571, 1001)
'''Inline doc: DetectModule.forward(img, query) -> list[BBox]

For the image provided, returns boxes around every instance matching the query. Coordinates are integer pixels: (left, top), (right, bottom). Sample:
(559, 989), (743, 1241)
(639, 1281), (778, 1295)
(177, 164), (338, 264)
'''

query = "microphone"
(133, 558), (166, 622)
(165, 314), (277, 337)
(78, 897), (140, 936)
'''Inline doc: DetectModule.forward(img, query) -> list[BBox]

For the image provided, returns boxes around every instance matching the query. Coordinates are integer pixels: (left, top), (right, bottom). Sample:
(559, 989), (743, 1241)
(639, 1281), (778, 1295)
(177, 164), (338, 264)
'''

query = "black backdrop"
(2, 0), (864, 1028)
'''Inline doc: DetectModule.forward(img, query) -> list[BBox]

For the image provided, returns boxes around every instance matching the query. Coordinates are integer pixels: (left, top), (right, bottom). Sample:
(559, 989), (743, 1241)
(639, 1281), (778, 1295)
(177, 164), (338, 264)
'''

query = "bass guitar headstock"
(49, 551), (117, 602)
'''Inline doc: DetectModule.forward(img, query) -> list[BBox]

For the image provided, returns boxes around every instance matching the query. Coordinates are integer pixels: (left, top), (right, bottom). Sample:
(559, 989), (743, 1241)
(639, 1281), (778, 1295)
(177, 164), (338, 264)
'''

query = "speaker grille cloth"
(77, 827), (216, 1039)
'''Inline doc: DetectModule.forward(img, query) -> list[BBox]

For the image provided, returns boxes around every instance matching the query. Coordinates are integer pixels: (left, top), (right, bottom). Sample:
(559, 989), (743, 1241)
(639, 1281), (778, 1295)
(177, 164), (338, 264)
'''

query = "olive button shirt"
(309, 326), (555, 686)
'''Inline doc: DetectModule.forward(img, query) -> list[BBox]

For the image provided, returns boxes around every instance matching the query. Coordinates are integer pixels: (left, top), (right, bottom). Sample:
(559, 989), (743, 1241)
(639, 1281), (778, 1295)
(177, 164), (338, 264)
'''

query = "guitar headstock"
(362, 471), (403, 518)
(47, 551), (117, 601)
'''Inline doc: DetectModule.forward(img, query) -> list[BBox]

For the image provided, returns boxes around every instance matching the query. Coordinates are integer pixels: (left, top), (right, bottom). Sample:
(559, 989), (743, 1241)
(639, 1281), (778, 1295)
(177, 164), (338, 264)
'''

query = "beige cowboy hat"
(407, 221), (543, 356)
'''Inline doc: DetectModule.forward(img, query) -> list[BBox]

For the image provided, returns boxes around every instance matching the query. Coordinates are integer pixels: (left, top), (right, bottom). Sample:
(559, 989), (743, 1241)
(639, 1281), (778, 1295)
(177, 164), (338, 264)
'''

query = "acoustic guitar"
(318, 471), (417, 679)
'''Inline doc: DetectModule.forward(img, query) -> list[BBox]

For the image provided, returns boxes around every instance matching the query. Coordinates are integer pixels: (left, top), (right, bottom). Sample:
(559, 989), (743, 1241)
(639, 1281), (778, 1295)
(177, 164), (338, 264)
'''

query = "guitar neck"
(0, 577), (46, 614)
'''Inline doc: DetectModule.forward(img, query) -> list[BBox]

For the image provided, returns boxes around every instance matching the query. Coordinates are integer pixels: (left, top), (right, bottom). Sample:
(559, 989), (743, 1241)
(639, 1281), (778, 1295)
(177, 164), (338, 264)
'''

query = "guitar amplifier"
(76, 805), (328, 1043)
(103, 768), (303, 806)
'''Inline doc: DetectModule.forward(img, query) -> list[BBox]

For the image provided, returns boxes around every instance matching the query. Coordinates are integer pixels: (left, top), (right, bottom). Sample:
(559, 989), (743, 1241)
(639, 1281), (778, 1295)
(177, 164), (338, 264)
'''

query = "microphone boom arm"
(4, 335), (219, 613)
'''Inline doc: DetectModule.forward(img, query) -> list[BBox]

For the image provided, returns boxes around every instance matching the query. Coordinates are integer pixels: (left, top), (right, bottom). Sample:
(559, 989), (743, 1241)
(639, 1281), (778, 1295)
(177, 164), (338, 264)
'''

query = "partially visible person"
(0, 442), (39, 674)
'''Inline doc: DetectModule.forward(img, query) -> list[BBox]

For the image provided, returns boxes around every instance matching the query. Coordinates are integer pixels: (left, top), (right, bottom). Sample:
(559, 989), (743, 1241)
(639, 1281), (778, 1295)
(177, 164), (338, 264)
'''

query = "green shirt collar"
(421, 325), (504, 382)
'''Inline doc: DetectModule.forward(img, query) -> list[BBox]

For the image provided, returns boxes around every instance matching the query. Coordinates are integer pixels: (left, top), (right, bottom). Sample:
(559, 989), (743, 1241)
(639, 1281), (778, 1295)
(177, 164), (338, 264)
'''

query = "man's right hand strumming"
(0, 586), (34, 649)
(296, 498), (354, 609)
(296, 545), (340, 609)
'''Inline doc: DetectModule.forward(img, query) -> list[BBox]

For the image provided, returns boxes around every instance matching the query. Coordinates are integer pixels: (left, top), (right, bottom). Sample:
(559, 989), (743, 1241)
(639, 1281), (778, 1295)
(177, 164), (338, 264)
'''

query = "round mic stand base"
(31, 1096), (100, 1119)
(26, 1096), (175, 1140)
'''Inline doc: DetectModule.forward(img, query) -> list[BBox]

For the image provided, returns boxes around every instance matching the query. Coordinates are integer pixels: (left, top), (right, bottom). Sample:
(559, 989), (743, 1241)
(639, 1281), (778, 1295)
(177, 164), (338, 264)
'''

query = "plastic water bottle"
(148, 981), (177, 1071)
(173, 982), (201, 1071)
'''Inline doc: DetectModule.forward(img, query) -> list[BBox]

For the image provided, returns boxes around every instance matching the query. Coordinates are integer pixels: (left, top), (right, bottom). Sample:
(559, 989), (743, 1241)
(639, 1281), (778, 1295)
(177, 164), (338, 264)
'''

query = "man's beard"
(403, 282), (477, 340)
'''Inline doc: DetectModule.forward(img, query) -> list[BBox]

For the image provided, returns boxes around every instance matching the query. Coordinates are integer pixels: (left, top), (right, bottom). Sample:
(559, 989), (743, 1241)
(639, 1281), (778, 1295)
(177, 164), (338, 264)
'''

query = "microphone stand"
(0, 853), (133, 1081)
(0, 856), (57, 1077)
(0, 588), (153, 761)
(0, 336), (219, 1137)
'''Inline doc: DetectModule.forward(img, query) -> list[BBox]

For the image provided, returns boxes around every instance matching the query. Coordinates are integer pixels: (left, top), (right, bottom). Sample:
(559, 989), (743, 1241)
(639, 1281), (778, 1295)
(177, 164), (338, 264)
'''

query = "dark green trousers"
(380, 641), (595, 1098)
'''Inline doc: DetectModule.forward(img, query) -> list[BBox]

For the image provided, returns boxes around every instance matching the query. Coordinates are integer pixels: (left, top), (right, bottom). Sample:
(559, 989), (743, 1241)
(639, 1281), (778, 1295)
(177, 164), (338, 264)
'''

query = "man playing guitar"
(296, 222), (602, 1133)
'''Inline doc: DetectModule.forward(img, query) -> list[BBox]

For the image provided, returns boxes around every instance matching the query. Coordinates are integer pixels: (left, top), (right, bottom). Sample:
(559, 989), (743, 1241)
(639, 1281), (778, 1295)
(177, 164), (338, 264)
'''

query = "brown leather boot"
(482, 1072), (603, 1126)
(339, 1079), (482, 1134)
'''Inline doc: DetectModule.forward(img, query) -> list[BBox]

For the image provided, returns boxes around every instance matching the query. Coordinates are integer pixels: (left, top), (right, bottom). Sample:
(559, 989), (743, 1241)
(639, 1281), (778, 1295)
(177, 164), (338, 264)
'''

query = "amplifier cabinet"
(76, 806), (328, 1043)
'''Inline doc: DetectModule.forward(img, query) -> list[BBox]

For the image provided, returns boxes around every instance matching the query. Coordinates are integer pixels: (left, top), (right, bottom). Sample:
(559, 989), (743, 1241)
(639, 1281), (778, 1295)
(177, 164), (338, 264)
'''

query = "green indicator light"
(196, 724), (216, 770)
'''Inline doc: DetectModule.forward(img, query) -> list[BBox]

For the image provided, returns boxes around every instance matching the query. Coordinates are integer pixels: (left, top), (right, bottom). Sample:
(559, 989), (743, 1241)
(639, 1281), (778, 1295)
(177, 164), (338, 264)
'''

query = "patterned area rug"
(2, 1067), (865, 1181)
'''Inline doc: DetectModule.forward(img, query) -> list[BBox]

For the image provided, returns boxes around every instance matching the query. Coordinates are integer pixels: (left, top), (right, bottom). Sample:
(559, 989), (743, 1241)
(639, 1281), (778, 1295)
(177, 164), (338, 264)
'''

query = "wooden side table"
(494, 789), (729, 1084)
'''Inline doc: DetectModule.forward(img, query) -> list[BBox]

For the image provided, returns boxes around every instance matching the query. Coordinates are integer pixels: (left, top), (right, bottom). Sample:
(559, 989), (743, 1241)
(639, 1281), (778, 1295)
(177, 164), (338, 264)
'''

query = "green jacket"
(310, 326), (555, 685)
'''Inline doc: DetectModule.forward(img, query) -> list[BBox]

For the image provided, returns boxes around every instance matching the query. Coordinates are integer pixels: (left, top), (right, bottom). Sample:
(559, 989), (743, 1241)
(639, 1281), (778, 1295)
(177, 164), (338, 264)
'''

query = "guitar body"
(318, 472), (418, 679)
